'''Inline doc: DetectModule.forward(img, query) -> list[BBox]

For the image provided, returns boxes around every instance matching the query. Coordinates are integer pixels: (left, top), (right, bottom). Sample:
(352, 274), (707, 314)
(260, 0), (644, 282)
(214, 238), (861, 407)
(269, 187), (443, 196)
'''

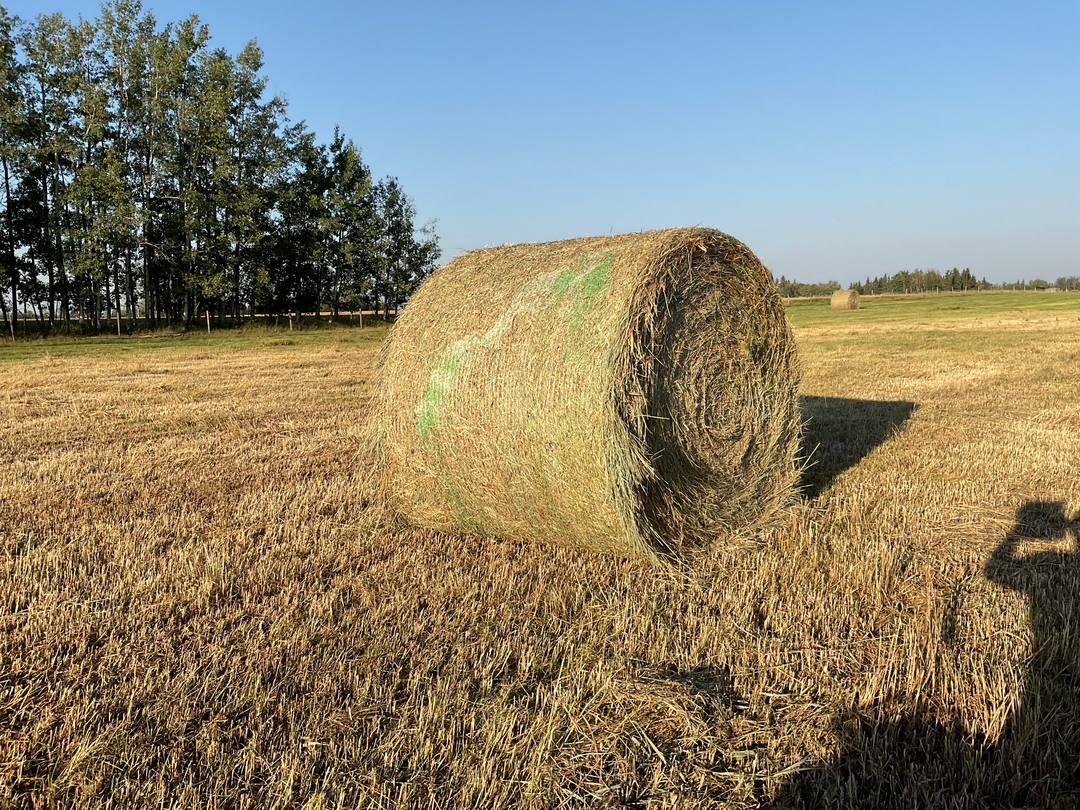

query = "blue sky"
(16, 0), (1080, 283)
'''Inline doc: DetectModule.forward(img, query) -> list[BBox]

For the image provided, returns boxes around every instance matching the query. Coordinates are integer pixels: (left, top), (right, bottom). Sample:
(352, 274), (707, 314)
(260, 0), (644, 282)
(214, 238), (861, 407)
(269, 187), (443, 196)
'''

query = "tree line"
(0, 1), (439, 337)
(852, 268), (986, 295)
(778, 270), (1080, 298)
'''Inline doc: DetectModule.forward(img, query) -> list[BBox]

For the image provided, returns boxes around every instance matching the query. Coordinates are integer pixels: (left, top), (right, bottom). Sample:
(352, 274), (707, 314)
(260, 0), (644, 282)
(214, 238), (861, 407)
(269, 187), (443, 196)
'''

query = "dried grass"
(364, 228), (801, 558)
(2, 295), (1079, 808)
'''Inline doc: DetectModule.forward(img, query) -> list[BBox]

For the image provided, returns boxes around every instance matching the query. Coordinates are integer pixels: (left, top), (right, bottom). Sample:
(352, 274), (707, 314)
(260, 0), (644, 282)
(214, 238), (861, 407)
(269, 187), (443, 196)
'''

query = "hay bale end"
(363, 227), (801, 558)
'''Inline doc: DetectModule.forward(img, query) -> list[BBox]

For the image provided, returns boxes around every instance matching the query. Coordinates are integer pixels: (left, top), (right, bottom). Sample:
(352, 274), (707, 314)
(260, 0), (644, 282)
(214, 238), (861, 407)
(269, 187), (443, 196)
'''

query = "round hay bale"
(831, 289), (860, 310)
(363, 227), (801, 558)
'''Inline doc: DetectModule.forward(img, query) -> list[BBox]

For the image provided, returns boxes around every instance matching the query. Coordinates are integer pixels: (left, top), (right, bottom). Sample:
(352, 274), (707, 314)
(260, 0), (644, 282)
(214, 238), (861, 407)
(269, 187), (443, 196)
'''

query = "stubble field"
(2, 291), (1079, 809)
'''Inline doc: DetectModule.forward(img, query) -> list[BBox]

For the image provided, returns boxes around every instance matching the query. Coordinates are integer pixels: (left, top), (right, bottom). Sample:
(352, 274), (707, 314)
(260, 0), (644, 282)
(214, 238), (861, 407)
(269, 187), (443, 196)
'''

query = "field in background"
(2, 291), (1079, 808)
(784, 287), (1080, 326)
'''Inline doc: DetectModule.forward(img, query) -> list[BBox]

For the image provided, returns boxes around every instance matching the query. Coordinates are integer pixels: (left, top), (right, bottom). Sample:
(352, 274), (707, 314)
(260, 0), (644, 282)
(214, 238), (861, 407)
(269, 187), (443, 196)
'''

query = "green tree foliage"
(0, 1), (439, 334)
(779, 268), (1079, 298)
(775, 276), (840, 298)
(846, 268), (983, 295)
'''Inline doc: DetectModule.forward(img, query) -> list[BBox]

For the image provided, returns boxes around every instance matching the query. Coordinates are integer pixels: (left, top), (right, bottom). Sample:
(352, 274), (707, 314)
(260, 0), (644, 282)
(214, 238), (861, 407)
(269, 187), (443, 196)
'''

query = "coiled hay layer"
(831, 289), (860, 310)
(365, 228), (800, 557)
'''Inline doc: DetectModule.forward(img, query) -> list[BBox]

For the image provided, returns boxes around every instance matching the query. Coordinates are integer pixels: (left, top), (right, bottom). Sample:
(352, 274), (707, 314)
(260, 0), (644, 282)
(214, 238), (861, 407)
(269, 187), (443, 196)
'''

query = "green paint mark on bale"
(553, 252), (614, 337)
(415, 339), (475, 438)
(413, 260), (614, 438)
(552, 267), (577, 297)
(553, 252), (613, 302)
(577, 253), (612, 300)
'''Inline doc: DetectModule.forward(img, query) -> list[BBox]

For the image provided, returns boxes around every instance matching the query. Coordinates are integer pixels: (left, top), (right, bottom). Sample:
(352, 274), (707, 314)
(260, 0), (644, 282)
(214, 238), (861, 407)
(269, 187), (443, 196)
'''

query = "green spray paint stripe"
(553, 252), (614, 301)
(414, 252), (614, 437)
(577, 253), (612, 300)
(415, 339), (476, 438)
(564, 253), (614, 334)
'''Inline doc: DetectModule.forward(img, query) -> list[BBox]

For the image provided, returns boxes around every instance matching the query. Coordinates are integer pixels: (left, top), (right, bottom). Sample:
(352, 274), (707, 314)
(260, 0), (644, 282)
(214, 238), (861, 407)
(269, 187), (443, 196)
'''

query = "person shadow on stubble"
(765, 500), (1080, 809)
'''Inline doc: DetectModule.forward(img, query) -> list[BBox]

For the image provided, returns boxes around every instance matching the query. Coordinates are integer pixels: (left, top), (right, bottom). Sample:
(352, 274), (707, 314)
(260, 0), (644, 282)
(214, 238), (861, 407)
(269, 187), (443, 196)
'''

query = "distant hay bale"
(363, 228), (801, 558)
(831, 289), (860, 310)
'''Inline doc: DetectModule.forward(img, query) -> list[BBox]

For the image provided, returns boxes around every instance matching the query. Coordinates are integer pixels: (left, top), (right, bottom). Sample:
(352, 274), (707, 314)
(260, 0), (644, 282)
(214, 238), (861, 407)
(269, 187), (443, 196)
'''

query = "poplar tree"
(0, 1), (440, 335)
(0, 4), (21, 336)
(323, 128), (372, 320)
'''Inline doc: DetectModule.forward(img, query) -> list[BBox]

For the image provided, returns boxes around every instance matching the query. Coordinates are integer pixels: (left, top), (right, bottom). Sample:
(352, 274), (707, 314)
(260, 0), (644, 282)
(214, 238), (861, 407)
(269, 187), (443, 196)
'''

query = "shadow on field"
(798, 397), (917, 498)
(766, 501), (1080, 809)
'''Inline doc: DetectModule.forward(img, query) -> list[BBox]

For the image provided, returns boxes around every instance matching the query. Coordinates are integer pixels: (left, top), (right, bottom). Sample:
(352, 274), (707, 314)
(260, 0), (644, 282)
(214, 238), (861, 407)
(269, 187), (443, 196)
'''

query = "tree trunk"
(0, 285), (10, 339)
(113, 251), (122, 332)
(2, 154), (15, 336)
(125, 246), (135, 321)
(42, 170), (55, 326)
(38, 82), (55, 326)
(145, 244), (154, 328)
(233, 228), (241, 322)
(53, 147), (70, 331)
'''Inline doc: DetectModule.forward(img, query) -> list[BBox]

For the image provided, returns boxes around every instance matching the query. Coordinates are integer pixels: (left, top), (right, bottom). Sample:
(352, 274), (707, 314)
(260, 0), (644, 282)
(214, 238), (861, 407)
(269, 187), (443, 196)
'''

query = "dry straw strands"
(831, 289), (861, 310)
(363, 228), (801, 558)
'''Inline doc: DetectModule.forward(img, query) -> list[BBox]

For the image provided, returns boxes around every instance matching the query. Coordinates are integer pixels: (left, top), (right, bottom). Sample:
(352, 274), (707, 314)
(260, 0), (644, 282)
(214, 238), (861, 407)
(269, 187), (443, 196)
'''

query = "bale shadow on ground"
(798, 397), (917, 498)
(765, 501), (1080, 809)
